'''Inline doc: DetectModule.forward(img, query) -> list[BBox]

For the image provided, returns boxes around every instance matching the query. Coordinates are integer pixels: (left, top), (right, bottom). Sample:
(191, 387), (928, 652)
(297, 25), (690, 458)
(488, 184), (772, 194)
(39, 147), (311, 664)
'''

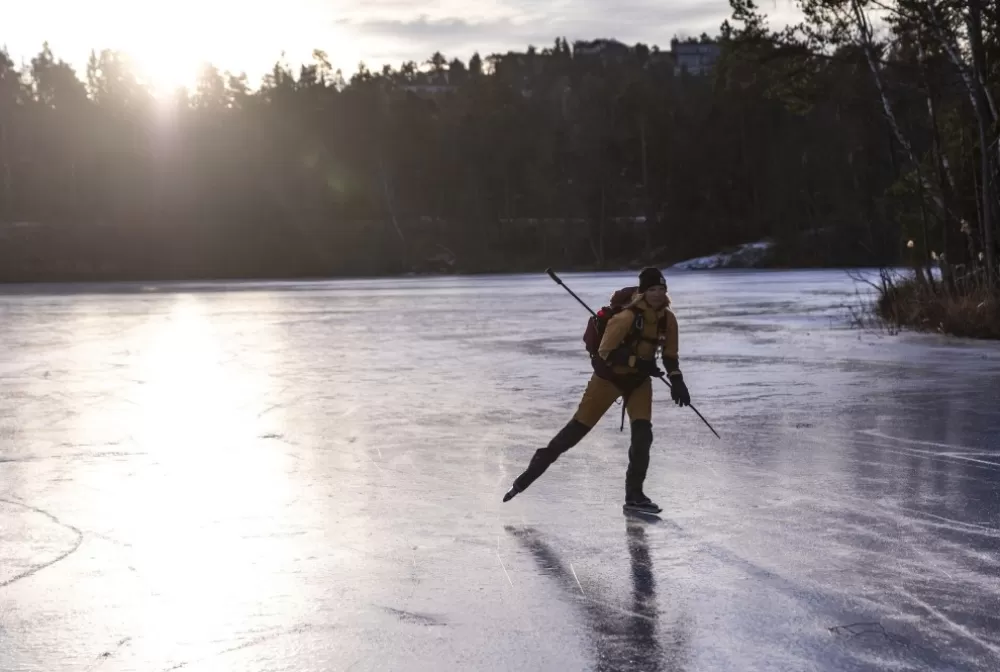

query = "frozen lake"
(1, 269), (999, 672)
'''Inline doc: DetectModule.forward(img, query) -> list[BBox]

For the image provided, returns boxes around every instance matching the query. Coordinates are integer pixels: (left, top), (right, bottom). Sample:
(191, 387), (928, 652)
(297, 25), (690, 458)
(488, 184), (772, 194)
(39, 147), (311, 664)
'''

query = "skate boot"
(503, 484), (521, 503)
(624, 492), (662, 515)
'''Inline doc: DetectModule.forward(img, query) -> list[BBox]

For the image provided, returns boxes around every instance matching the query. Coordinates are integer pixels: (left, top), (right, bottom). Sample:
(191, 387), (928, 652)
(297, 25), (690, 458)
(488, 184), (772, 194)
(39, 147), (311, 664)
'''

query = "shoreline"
(0, 265), (888, 294)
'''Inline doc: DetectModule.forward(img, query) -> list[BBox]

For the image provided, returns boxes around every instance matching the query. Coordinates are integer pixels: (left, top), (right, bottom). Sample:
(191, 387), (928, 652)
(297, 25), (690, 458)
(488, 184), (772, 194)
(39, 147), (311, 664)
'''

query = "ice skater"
(502, 267), (691, 514)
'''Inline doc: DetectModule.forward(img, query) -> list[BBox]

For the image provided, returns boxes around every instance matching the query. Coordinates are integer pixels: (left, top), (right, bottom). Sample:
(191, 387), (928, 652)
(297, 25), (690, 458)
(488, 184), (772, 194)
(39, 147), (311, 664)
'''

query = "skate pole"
(545, 268), (721, 439)
(546, 268), (597, 318)
(666, 380), (721, 439)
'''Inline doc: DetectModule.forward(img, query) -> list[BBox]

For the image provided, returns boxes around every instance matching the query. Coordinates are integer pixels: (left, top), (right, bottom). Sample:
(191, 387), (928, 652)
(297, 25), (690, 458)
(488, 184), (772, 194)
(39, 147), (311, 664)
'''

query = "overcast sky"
(4, 0), (802, 87)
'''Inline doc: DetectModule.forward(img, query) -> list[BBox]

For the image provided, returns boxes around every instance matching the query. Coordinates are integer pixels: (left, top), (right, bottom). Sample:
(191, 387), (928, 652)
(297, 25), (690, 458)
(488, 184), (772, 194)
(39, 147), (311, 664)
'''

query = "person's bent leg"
(503, 374), (620, 501)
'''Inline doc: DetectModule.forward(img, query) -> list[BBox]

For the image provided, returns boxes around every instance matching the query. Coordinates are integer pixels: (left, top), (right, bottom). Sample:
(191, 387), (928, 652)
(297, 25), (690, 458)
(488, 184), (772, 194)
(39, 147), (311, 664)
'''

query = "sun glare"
(119, 26), (356, 98)
(131, 50), (202, 96)
(15, 1), (362, 97)
(84, 3), (267, 96)
(114, 18), (250, 97)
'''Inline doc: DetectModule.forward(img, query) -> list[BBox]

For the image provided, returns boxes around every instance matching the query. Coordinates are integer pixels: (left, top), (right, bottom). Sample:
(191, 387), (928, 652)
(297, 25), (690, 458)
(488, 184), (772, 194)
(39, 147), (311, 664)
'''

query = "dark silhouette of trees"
(0, 0), (996, 283)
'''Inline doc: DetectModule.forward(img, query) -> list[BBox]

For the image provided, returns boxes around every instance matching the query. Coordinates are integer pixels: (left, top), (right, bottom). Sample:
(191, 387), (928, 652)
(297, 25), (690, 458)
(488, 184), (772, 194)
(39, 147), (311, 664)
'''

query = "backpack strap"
(639, 313), (668, 346)
(608, 307), (662, 366)
(624, 307), (644, 341)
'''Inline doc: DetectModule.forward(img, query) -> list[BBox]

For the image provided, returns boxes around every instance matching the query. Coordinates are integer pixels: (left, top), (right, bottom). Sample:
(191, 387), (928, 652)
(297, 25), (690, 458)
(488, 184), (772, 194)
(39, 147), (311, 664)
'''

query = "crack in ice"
(0, 497), (84, 589)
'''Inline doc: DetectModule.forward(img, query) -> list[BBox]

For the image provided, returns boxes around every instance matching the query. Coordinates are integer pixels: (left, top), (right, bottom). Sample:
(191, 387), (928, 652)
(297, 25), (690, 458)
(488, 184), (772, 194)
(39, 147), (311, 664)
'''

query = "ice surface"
(1, 269), (999, 672)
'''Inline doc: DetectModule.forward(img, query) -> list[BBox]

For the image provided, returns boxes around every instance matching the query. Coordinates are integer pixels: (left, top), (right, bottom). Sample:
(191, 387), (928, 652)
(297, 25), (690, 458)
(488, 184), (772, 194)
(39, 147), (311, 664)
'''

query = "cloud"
(4, 0), (803, 81)
(338, 16), (519, 41)
(333, 0), (802, 65)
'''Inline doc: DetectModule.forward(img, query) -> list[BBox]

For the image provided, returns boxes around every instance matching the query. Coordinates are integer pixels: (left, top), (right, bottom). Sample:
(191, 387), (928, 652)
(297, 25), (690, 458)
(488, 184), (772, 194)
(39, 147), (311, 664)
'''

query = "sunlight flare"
(57, 0), (358, 93)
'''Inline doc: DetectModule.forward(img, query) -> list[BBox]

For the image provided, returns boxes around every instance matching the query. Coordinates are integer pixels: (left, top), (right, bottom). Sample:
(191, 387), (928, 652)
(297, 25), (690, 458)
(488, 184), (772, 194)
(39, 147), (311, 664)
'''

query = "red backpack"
(582, 286), (641, 358)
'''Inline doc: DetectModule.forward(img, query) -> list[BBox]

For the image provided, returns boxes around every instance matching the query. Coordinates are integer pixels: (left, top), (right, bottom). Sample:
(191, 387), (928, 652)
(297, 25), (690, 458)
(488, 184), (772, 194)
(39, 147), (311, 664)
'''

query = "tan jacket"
(597, 294), (680, 376)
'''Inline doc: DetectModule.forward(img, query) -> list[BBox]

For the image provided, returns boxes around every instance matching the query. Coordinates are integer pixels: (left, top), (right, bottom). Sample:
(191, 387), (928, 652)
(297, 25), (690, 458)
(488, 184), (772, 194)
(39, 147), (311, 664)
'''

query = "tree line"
(0, 0), (997, 282)
(729, 0), (999, 291)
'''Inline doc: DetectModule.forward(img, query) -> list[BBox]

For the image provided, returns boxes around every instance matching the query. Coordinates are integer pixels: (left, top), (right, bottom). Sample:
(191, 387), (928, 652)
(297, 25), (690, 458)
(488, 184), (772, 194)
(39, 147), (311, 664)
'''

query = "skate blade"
(623, 504), (662, 516)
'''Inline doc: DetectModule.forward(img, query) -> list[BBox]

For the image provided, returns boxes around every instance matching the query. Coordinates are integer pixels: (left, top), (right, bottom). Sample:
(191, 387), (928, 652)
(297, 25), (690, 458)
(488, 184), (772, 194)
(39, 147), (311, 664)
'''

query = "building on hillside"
(670, 39), (720, 76)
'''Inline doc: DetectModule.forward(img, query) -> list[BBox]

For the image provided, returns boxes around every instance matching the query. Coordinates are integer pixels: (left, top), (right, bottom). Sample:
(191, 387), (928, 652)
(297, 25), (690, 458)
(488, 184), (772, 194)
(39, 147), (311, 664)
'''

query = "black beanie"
(638, 267), (666, 293)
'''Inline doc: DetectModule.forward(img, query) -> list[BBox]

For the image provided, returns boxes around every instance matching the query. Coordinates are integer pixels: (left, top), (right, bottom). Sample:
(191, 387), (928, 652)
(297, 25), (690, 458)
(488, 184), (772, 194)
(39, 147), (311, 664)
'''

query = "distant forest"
(0, 0), (997, 283)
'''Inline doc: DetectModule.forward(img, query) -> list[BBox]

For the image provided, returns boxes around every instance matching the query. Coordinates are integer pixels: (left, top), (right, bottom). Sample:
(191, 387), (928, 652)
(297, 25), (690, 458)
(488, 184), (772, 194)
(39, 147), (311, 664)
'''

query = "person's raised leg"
(503, 374), (620, 502)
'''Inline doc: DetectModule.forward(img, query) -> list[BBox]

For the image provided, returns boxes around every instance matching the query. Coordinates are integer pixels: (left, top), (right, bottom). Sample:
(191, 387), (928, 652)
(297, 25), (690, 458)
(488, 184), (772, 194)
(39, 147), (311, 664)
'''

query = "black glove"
(636, 358), (665, 378)
(591, 355), (614, 378)
(669, 374), (691, 407)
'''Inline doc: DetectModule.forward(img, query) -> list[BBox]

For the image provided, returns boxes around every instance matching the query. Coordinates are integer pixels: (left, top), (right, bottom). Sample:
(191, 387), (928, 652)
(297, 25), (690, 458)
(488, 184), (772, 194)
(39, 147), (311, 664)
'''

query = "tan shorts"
(572, 373), (652, 428)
